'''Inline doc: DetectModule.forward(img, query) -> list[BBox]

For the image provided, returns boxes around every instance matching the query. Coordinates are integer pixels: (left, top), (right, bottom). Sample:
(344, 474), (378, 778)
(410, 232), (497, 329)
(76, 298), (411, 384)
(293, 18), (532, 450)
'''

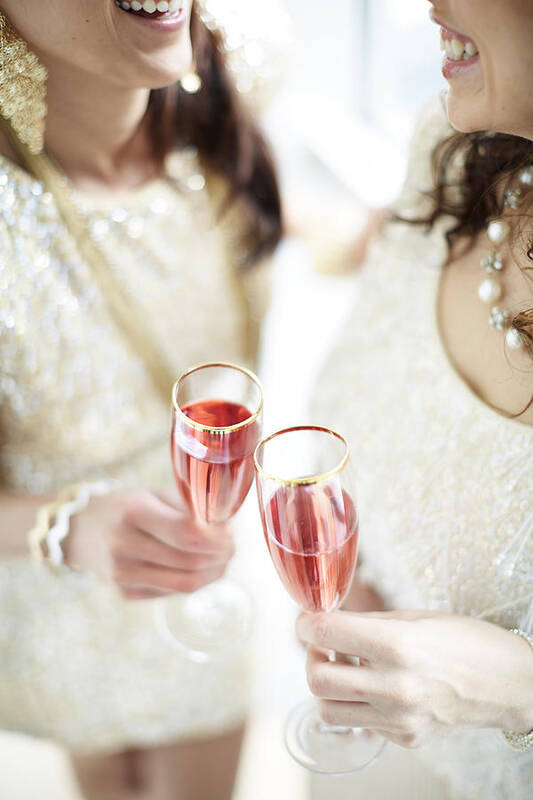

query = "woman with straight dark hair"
(0, 1), (285, 797)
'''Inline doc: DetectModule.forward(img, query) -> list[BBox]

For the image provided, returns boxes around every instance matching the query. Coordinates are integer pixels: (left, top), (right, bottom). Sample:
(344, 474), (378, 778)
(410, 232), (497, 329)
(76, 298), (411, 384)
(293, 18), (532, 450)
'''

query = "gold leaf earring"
(0, 12), (47, 154)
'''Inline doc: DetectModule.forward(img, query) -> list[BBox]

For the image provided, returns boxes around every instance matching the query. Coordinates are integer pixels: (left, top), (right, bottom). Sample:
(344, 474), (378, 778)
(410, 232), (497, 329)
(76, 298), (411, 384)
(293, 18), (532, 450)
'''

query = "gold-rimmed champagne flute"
(155, 362), (263, 662)
(254, 425), (386, 773)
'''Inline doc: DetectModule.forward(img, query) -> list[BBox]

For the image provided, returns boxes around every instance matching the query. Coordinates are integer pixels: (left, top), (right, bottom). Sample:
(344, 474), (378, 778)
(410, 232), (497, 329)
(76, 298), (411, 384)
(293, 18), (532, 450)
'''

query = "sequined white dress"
(0, 149), (267, 753)
(313, 95), (533, 800)
(0, 0), (292, 752)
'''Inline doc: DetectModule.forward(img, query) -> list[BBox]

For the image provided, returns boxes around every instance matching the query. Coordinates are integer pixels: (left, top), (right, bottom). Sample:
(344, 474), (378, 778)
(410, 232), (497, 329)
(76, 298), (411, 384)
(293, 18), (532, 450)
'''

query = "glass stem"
(318, 721), (354, 735)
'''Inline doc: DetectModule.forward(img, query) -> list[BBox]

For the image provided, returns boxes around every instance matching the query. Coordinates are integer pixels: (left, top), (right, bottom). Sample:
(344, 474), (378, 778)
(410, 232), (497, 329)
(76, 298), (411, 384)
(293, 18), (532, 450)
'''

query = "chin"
(446, 92), (533, 139)
(122, 46), (193, 90)
(445, 91), (489, 133)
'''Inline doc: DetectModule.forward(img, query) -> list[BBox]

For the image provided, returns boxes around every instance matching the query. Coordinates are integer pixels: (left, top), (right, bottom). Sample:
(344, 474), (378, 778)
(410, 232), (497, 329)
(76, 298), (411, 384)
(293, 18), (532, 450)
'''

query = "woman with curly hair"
(303, 1), (533, 798)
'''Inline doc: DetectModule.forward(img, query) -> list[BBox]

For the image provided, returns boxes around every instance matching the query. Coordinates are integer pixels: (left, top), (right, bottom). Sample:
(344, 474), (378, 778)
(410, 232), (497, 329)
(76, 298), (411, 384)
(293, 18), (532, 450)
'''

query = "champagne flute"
(254, 425), (386, 773)
(154, 362), (263, 662)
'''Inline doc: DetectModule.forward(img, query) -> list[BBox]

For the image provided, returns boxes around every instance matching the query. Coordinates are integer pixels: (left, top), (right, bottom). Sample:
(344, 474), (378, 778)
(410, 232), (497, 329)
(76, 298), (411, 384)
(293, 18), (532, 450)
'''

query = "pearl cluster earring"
(478, 166), (533, 350)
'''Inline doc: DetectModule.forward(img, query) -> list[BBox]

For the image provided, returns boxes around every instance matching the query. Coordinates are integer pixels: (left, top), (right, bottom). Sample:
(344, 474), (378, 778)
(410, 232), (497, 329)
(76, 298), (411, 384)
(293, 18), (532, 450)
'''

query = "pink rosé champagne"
(171, 364), (263, 524)
(260, 483), (358, 613)
(171, 398), (260, 524)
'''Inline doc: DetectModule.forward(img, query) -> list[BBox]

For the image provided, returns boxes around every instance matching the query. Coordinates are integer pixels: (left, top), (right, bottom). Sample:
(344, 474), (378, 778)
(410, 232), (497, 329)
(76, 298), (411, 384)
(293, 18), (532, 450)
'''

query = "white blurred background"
(0, 2), (446, 798)
(273, 0), (443, 205)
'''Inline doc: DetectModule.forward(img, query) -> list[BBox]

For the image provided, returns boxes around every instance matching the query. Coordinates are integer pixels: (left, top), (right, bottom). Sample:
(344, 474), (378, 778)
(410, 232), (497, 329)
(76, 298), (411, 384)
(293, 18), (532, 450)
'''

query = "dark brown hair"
(422, 129), (533, 358)
(147, 2), (282, 267)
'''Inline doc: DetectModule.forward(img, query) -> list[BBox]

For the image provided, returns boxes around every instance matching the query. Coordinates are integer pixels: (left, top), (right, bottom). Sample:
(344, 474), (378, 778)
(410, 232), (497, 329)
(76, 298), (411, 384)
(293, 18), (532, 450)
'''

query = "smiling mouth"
(440, 27), (479, 62)
(114, 0), (183, 17)
(430, 9), (479, 63)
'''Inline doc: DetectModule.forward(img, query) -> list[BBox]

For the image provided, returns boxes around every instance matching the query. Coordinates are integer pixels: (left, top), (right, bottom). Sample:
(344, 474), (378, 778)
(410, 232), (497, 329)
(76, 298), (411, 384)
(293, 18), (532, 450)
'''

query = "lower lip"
(441, 53), (480, 80)
(115, 5), (187, 32)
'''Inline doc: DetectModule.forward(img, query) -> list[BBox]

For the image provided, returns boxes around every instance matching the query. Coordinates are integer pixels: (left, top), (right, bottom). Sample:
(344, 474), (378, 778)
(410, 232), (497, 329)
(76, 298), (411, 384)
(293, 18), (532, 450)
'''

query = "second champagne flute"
(155, 362), (263, 661)
(254, 425), (386, 773)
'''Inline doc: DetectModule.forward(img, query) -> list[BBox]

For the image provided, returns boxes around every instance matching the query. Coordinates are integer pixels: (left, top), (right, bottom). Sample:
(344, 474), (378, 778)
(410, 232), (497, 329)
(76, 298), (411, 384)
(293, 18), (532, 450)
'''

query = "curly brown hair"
(422, 129), (533, 360)
(147, 2), (282, 267)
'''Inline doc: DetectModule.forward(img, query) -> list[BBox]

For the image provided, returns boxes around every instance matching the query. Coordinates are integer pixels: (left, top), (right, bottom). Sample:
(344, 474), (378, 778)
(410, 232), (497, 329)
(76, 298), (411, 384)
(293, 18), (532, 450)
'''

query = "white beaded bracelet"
(45, 480), (117, 566)
(502, 629), (533, 752)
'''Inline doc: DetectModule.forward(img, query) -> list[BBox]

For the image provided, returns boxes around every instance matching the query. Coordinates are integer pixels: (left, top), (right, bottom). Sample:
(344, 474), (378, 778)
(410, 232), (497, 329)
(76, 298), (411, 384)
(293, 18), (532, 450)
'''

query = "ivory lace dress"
(0, 0), (290, 754)
(313, 95), (533, 800)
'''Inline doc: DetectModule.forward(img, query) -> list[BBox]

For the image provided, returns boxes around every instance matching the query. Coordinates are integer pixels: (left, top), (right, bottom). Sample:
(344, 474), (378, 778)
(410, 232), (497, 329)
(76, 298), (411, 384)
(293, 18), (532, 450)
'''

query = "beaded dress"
(313, 94), (533, 799)
(0, 0), (290, 753)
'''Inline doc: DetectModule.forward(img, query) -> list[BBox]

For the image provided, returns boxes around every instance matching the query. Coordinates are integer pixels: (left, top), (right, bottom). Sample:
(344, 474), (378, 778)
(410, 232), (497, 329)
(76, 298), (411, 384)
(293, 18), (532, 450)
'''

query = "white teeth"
(444, 39), (460, 60)
(451, 38), (465, 58)
(117, 0), (178, 15)
(442, 35), (478, 61)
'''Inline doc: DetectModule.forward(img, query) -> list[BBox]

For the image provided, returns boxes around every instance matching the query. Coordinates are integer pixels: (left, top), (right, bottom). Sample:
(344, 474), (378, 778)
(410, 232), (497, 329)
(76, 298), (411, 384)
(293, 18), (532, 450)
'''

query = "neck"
(43, 63), (156, 192)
